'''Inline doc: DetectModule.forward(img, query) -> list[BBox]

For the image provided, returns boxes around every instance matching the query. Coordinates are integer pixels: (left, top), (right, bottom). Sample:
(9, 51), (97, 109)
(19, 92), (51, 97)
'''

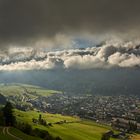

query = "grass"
(0, 127), (42, 140)
(14, 109), (114, 140)
(0, 127), (15, 140)
(9, 127), (42, 140)
(15, 109), (79, 123)
(0, 85), (24, 96)
(0, 83), (61, 97)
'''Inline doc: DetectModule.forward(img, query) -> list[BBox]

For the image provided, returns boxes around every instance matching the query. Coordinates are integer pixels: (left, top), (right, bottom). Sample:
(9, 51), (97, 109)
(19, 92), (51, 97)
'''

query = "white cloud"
(64, 55), (109, 69)
(0, 41), (140, 71)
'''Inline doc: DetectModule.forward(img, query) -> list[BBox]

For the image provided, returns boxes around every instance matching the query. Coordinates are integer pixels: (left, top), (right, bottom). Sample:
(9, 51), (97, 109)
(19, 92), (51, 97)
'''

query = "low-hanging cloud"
(0, 41), (140, 70)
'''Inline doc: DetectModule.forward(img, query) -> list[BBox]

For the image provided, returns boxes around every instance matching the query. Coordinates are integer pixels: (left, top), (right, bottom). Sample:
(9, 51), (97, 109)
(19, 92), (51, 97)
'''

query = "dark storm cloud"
(0, 0), (140, 47)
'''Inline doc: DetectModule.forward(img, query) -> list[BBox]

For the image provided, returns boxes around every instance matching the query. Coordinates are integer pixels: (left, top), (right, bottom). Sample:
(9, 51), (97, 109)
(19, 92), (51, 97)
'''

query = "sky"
(0, 0), (140, 70)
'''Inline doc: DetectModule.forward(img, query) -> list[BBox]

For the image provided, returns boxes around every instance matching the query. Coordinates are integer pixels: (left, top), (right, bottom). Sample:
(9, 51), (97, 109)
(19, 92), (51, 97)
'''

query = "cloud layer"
(0, 41), (140, 70)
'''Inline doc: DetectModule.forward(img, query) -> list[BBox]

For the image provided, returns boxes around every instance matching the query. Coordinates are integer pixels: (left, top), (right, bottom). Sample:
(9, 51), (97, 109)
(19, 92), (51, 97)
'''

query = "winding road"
(2, 127), (23, 140)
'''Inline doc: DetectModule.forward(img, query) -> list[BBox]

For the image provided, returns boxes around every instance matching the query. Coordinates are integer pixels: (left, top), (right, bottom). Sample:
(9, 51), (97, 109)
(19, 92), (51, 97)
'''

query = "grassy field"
(0, 83), (61, 97)
(0, 127), (15, 140)
(14, 109), (115, 140)
(9, 127), (42, 140)
(0, 127), (42, 140)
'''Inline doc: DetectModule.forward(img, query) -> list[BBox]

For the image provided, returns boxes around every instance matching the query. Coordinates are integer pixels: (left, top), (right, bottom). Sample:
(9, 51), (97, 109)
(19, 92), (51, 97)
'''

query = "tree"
(129, 121), (137, 132)
(0, 94), (6, 105)
(56, 136), (62, 140)
(0, 110), (4, 125)
(39, 114), (42, 122)
(23, 123), (32, 134)
(101, 133), (110, 140)
(136, 116), (140, 123)
(3, 102), (16, 126)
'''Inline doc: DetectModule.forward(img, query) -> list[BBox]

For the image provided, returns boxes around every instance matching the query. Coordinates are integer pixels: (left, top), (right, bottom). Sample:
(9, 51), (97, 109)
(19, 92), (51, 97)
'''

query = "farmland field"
(14, 109), (115, 140)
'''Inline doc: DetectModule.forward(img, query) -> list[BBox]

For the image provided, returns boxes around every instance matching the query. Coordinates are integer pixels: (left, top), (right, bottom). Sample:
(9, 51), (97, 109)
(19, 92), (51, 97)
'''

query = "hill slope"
(14, 109), (114, 140)
(0, 69), (140, 95)
(0, 127), (42, 140)
(0, 83), (61, 110)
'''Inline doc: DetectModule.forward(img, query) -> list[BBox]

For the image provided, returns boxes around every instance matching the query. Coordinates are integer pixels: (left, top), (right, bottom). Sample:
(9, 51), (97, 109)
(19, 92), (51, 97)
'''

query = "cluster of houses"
(45, 94), (139, 118)
(112, 117), (140, 132)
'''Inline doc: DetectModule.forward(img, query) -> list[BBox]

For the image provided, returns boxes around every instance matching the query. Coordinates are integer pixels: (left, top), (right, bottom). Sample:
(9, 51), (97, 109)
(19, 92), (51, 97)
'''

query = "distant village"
(42, 94), (140, 132)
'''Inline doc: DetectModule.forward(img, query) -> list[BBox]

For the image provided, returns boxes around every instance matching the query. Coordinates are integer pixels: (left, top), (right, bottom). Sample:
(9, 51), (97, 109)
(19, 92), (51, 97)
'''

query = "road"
(2, 127), (23, 140)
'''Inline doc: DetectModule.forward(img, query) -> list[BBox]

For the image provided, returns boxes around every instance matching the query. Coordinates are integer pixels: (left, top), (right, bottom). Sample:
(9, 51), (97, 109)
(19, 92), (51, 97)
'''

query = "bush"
(101, 133), (110, 140)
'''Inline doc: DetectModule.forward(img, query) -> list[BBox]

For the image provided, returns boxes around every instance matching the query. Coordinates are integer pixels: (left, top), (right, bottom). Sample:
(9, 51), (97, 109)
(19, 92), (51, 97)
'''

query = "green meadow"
(0, 83), (61, 97)
(0, 127), (42, 140)
(14, 109), (116, 140)
(0, 127), (14, 140)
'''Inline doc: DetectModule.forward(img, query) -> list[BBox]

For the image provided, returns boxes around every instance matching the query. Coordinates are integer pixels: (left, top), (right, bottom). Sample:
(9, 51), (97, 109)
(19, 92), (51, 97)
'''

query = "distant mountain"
(0, 68), (140, 96)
